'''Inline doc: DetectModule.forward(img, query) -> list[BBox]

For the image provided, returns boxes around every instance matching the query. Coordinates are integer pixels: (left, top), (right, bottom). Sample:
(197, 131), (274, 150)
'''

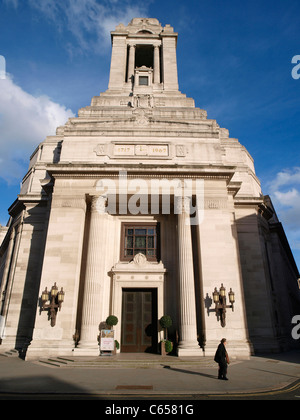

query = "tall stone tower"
(0, 18), (299, 360)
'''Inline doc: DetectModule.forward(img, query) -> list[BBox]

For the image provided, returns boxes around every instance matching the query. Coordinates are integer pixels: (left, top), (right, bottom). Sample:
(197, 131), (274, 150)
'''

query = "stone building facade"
(0, 18), (299, 360)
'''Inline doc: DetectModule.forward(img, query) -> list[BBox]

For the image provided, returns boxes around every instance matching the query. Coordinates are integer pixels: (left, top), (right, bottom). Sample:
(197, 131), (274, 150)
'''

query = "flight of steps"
(0, 349), (19, 358)
(36, 355), (216, 369)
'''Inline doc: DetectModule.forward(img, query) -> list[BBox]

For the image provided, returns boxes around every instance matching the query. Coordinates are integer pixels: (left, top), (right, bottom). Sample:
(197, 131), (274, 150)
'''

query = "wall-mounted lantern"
(41, 283), (65, 327)
(212, 284), (235, 328)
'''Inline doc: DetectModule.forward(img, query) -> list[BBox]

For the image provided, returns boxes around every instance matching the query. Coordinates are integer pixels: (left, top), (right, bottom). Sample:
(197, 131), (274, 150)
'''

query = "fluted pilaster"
(154, 45), (160, 84)
(0, 227), (16, 315)
(79, 196), (107, 349)
(127, 44), (136, 83)
(177, 197), (199, 355)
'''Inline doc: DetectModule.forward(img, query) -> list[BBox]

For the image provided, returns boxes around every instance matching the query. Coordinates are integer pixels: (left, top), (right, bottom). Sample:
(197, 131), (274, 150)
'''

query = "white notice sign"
(100, 329), (115, 351)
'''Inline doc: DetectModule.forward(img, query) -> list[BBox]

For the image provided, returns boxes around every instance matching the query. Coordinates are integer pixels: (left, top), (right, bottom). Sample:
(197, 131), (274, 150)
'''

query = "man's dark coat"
(214, 343), (227, 364)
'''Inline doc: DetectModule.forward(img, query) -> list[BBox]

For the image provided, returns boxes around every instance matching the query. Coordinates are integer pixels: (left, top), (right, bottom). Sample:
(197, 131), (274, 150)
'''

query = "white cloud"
(270, 167), (300, 191)
(268, 167), (300, 254)
(274, 188), (300, 206)
(0, 75), (74, 182)
(6, 0), (149, 55)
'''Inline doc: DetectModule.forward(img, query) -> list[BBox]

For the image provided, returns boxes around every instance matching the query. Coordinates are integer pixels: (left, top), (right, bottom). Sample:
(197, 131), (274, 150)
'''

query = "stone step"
(36, 356), (216, 369)
(0, 349), (19, 358)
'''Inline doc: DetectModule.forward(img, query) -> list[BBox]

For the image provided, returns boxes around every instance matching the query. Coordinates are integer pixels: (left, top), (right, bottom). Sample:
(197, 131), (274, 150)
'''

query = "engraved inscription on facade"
(113, 144), (169, 157)
(113, 145), (135, 156)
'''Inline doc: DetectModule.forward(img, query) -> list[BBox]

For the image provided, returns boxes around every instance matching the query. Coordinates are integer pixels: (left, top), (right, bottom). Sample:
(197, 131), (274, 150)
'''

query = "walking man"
(214, 338), (230, 380)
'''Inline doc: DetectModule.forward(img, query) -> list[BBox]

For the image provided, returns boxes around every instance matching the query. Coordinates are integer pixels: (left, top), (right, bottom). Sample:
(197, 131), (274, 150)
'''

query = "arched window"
(137, 30), (153, 35)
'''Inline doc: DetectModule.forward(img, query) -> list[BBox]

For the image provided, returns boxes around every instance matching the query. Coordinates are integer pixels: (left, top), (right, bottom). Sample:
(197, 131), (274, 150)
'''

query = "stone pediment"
(112, 253), (166, 274)
(113, 18), (175, 37)
(127, 18), (162, 35)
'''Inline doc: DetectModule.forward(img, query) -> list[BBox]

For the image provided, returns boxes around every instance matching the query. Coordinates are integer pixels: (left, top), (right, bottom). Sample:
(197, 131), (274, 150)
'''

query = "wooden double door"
(121, 288), (158, 353)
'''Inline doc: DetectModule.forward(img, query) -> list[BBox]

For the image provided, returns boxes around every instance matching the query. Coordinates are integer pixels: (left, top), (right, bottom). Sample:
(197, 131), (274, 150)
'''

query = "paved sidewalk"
(0, 350), (299, 399)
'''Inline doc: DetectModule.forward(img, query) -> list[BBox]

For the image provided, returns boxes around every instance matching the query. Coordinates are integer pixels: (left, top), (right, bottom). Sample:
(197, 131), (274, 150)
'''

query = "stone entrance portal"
(111, 254), (166, 353)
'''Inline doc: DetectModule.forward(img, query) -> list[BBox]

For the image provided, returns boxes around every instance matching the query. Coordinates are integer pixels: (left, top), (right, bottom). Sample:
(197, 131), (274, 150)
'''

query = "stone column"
(0, 227), (16, 314)
(0, 223), (20, 347)
(1, 223), (22, 319)
(154, 45), (160, 84)
(177, 197), (200, 356)
(127, 44), (136, 83)
(78, 196), (108, 353)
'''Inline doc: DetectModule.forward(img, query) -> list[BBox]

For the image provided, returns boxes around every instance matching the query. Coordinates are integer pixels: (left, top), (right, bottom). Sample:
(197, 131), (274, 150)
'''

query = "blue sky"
(0, 0), (300, 270)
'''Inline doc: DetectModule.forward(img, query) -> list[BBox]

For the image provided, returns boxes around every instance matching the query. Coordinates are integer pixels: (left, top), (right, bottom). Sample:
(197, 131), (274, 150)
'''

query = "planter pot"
(161, 340), (173, 355)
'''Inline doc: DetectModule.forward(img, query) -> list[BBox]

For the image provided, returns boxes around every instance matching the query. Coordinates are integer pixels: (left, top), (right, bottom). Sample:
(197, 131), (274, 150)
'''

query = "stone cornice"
(46, 163), (237, 181)
(233, 196), (264, 206)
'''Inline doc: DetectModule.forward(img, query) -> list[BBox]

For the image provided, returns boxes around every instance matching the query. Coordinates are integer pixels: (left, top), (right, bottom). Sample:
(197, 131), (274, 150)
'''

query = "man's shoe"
(222, 377), (229, 380)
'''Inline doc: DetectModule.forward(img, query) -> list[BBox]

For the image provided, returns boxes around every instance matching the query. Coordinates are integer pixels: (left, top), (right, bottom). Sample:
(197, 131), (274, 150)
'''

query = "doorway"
(121, 288), (158, 353)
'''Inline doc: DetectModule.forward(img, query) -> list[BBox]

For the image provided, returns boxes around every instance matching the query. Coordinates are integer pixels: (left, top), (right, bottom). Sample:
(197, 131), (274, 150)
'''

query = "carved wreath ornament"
(131, 252), (147, 266)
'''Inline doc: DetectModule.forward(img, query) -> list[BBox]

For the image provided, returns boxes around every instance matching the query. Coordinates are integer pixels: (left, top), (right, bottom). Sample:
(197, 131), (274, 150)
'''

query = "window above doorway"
(121, 223), (160, 262)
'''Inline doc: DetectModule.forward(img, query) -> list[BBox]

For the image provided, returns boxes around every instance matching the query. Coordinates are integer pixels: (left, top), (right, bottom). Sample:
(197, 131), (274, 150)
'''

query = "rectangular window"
(139, 76), (148, 86)
(121, 223), (159, 261)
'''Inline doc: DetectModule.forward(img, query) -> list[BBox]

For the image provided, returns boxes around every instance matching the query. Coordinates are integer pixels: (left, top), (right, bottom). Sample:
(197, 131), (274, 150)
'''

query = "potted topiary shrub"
(159, 315), (173, 355)
(159, 315), (172, 340)
(105, 315), (118, 354)
(164, 340), (173, 354)
(106, 315), (118, 329)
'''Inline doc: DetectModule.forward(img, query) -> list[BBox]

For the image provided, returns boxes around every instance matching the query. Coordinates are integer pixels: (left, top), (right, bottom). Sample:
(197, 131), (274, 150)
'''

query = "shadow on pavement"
(254, 350), (300, 364)
(163, 365), (217, 380)
(0, 375), (102, 400)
